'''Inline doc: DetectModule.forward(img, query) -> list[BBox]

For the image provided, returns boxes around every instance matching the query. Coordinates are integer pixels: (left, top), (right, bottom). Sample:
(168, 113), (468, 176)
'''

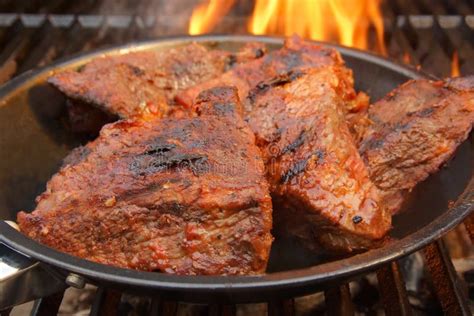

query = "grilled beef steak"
(18, 87), (273, 275)
(178, 36), (369, 121)
(49, 42), (266, 121)
(247, 67), (391, 252)
(360, 76), (474, 214)
(179, 37), (390, 252)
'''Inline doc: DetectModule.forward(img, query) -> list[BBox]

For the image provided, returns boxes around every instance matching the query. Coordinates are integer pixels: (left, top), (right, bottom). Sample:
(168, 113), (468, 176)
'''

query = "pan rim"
(0, 34), (472, 300)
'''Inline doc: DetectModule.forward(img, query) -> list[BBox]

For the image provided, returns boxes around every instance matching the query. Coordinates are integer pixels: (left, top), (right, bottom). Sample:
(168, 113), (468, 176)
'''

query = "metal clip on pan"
(0, 222), (67, 310)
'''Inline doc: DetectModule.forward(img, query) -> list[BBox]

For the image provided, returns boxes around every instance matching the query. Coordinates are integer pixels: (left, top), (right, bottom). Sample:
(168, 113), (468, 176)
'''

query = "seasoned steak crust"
(360, 76), (474, 214)
(177, 35), (369, 119)
(246, 67), (391, 252)
(178, 36), (387, 252)
(48, 42), (266, 120)
(18, 87), (273, 275)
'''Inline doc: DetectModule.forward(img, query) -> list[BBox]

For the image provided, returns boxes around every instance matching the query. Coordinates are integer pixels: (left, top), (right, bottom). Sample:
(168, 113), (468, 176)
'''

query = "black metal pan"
(0, 35), (473, 307)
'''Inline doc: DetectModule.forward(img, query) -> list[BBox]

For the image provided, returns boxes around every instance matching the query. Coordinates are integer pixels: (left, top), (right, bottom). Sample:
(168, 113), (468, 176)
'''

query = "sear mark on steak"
(17, 87), (273, 275)
(247, 70), (305, 103)
(279, 129), (307, 157)
(360, 76), (474, 214)
(130, 151), (208, 177)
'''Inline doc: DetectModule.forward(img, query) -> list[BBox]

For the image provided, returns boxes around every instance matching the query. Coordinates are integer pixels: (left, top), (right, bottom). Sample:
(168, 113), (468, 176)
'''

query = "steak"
(359, 76), (474, 214)
(246, 67), (391, 252)
(178, 36), (369, 121)
(178, 37), (388, 252)
(49, 42), (266, 121)
(17, 87), (273, 275)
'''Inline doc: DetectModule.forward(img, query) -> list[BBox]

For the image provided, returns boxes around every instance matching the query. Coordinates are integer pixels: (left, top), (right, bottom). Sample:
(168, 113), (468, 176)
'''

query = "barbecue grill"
(0, 1), (473, 315)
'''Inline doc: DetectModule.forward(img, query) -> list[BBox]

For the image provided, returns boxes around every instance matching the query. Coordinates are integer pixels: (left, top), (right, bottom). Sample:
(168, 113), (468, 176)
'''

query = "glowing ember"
(248, 0), (387, 54)
(402, 52), (411, 64)
(188, 0), (236, 35)
(451, 51), (461, 77)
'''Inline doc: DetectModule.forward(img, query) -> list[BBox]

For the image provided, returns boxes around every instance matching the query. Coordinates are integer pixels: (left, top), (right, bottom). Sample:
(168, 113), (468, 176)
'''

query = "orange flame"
(451, 51), (460, 77)
(188, 0), (236, 35)
(248, 0), (386, 54)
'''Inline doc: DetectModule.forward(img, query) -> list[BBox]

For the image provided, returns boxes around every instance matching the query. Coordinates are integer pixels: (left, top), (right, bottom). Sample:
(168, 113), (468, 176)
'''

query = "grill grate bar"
(89, 288), (121, 316)
(208, 304), (237, 316)
(376, 262), (413, 316)
(267, 299), (295, 316)
(324, 284), (355, 316)
(422, 240), (471, 315)
(30, 291), (64, 316)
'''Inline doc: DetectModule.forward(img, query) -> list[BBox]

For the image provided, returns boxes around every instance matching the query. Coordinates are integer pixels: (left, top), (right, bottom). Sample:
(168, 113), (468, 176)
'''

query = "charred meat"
(18, 87), (273, 275)
(360, 76), (474, 214)
(49, 42), (266, 120)
(178, 36), (369, 120)
(178, 37), (388, 252)
(246, 67), (391, 252)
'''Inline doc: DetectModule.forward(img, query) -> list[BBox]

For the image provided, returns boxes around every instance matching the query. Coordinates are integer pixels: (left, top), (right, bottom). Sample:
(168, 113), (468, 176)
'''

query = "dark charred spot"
(364, 138), (384, 150)
(279, 130), (306, 156)
(418, 107), (434, 117)
(161, 202), (185, 216)
(280, 159), (308, 184)
(127, 64), (145, 76)
(255, 48), (265, 58)
(352, 215), (363, 224)
(144, 143), (177, 156)
(278, 51), (304, 71)
(225, 54), (238, 70)
(130, 140), (208, 176)
(393, 122), (410, 132)
(208, 102), (237, 116)
(314, 150), (325, 164)
(247, 70), (305, 103)
(77, 64), (86, 72)
(130, 153), (208, 176)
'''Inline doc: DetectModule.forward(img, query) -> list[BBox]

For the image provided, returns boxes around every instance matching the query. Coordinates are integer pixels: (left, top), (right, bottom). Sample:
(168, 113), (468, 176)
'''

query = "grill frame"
(0, 35), (473, 304)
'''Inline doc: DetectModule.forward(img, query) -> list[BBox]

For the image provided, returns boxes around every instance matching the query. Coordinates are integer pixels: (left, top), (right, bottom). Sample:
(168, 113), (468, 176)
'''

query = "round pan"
(0, 35), (473, 303)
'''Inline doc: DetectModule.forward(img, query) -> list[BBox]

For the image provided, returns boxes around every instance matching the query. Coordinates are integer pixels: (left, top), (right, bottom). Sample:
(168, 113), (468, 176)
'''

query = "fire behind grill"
(0, 1), (473, 315)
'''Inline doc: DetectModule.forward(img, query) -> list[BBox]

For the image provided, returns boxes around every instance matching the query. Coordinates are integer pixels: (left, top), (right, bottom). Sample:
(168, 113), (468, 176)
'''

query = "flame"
(451, 51), (460, 77)
(248, 0), (386, 54)
(188, 0), (236, 35)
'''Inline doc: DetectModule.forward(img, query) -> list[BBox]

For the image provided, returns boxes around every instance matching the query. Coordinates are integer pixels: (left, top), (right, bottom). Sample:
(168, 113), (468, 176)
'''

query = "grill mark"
(247, 70), (305, 104)
(130, 153), (208, 176)
(266, 50), (304, 71)
(314, 150), (325, 164)
(144, 143), (177, 156)
(280, 159), (308, 184)
(280, 149), (325, 184)
(279, 130), (306, 157)
(406, 107), (434, 118)
(130, 141), (208, 176)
